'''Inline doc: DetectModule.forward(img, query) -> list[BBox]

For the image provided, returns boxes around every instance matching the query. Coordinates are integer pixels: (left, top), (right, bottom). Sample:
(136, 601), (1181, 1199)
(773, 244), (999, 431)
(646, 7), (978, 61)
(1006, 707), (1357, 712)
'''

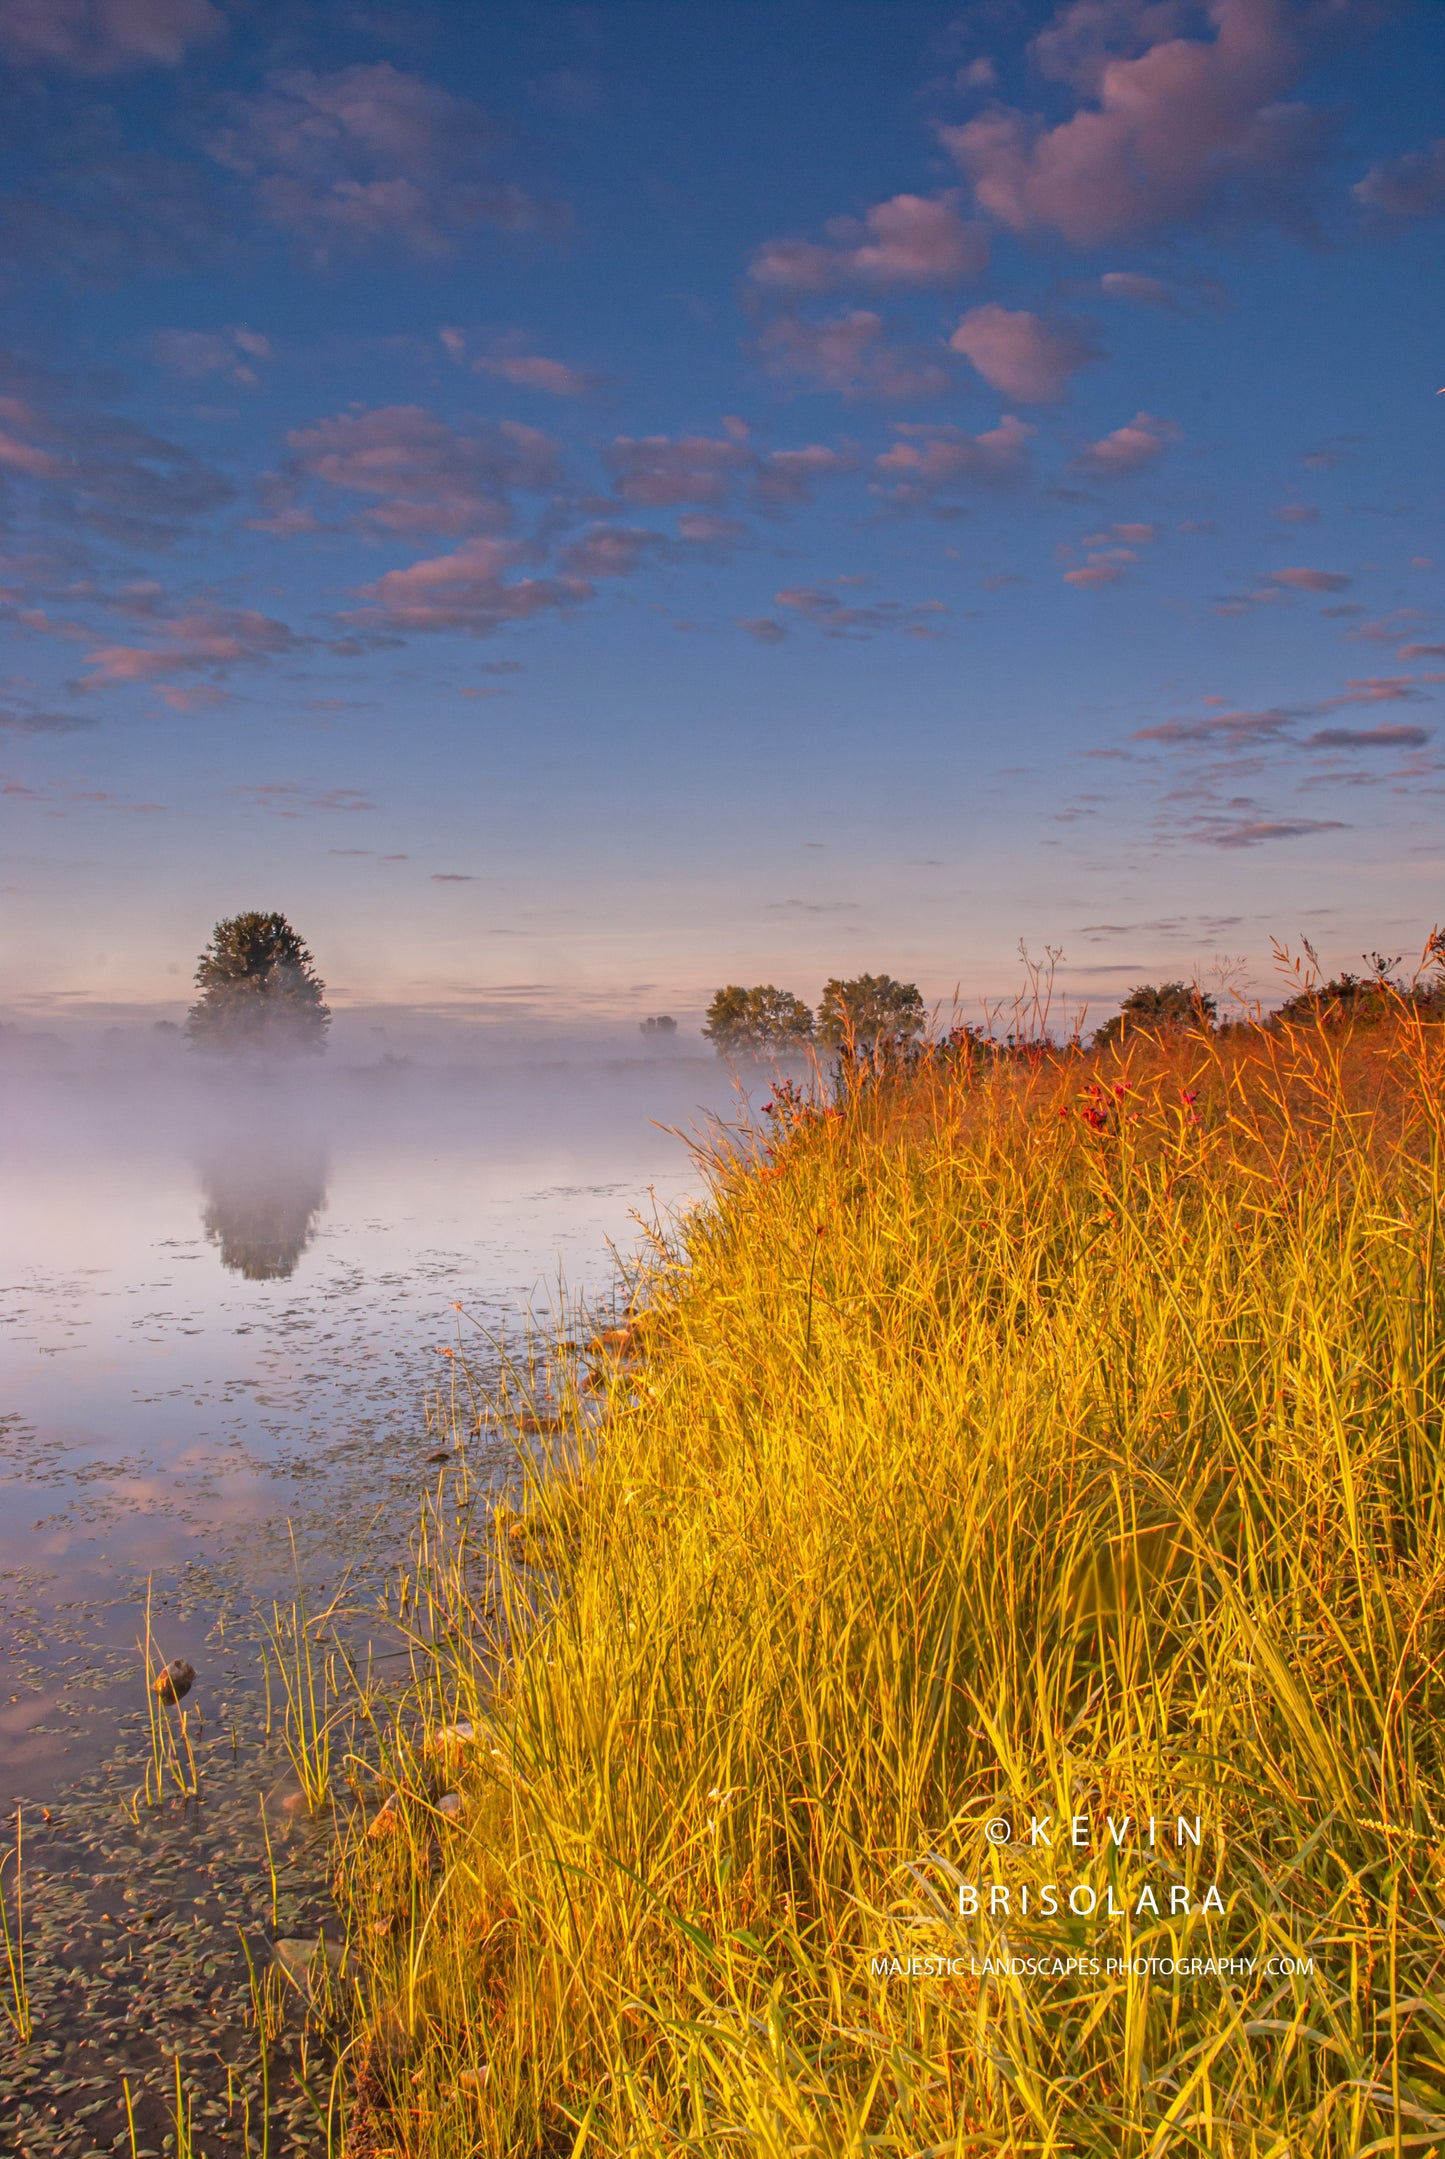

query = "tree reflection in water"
(199, 1134), (329, 1280)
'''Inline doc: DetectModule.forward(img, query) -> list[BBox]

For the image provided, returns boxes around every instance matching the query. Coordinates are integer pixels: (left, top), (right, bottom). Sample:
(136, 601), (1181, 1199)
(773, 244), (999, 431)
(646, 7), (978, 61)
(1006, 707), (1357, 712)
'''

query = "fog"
(0, 1030), (754, 1797)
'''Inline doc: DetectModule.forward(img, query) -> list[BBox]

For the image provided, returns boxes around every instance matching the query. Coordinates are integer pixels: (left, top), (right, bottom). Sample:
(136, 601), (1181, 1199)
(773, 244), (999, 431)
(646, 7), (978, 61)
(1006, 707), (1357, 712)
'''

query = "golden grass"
(334, 1008), (1445, 2158)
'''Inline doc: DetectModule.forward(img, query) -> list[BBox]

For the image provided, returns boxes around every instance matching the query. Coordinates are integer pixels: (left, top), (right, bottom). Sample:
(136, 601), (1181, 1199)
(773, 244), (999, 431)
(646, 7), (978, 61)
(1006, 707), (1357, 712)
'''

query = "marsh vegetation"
(325, 966), (1445, 2156)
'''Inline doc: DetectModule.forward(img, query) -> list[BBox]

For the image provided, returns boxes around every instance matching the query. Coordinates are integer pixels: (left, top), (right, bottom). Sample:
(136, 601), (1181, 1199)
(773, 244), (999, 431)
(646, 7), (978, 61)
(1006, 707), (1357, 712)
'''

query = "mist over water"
(0, 1034), (747, 1800)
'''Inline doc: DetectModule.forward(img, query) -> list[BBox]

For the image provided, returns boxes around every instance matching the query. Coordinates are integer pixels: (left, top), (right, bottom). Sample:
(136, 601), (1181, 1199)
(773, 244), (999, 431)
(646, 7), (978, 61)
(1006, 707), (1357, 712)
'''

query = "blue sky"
(1, 0), (1442, 1034)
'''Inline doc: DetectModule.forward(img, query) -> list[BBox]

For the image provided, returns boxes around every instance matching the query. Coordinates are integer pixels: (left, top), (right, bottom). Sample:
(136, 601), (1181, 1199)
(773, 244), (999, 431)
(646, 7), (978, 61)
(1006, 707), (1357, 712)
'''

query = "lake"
(1, 1042), (744, 1801)
(0, 1041), (746, 2157)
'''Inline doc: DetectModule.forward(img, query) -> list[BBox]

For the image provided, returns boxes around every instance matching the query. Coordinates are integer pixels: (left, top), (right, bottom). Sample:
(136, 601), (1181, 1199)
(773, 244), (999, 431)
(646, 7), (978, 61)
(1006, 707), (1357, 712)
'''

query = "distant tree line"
(701, 931), (1445, 1062)
(703, 974), (925, 1056)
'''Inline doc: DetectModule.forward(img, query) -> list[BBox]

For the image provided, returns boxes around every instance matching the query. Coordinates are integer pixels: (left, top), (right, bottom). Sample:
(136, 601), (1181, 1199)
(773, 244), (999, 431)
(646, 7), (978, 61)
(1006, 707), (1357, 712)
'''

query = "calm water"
(0, 1046), (741, 1801)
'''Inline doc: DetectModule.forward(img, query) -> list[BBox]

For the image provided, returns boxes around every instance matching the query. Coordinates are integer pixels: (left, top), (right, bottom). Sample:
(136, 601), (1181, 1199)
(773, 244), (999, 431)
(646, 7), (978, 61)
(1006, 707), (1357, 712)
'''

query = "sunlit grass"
(334, 998), (1445, 2156)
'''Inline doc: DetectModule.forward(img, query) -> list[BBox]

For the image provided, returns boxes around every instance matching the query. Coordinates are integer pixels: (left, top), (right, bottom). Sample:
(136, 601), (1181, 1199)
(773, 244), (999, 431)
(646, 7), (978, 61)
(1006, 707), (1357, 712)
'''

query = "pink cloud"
(677, 513), (748, 545)
(441, 330), (597, 397)
(948, 304), (1099, 402)
(0, 401), (67, 479)
(1098, 269), (1181, 309)
(604, 432), (853, 512)
(558, 527), (664, 579)
(1064, 548), (1138, 587)
(474, 352), (592, 397)
(82, 606), (300, 684)
(270, 405), (560, 537)
(240, 784), (374, 817)
(604, 434), (751, 508)
(1134, 674), (1427, 749)
(151, 326), (271, 387)
(206, 64), (561, 257)
(1265, 565), (1351, 592)
(941, 0), (1328, 246)
(756, 312), (953, 399)
(1062, 522), (1162, 582)
(774, 580), (947, 639)
(1304, 723), (1432, 750)
(871, 415), (1034, 504)
(753, 445), (855, 505)
(349, 536), (591, 634)
(748, 193), (988, 292)
(0, 0), (224, 73)
(1205, 817), (1348, 848)
(0, 354), (232, 544)
(1071, 410), (1181, 477)
(1354, 137), (1445, 218)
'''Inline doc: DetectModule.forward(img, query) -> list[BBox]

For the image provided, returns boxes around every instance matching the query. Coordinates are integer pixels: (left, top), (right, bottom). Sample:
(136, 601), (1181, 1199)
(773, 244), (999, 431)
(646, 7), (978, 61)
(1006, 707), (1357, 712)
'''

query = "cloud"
(0, 702), (97, 733)
(748, 193), (988, 292)
(1303, 723), (1432, 750)
(151, 326), (271, 387)
(677, 512), (747, 545)
(949, 304), (1099, 402)
(206, 64), (562, 258)
(558, 526), (665, 579)
(0, 0), (224, 73)
(755, 312), (952, 399)
(0, 350), (233, 544)
(1098, 270), (1181, 309)
(774, 579), (947, 639)
(239, 784), (373, 816)
(431, 872), (475, 881)
(871, 415), (1034, 505)
(81, 605), (302, 684)
(0, 141), (229, 286)
(1071, 410), (1181, 477)
(766, 899), (862, 913)
(1063, 547), (1139, 587)
(1204, 816), (1349, 847)
(348, 535), (591, 634)
(1272, 500), (1318, 524)
(1211, 561), (1355, 615)
(1400, 643), (1445, 661)
(1059, 521), (1164, 587)
(1354, 137), (1445, 218)
(604, 433), (751, 508)
(603, 431), (853, 512)
(1134, 675), (1427, 748)
(1264, 564), (1351, 592)
(753, 445), (855, 506)
(265, 405), (560, 537)
(440, 329), (597, 397)
(941, 0), (1335, 246)
(739, 616), (787, 643)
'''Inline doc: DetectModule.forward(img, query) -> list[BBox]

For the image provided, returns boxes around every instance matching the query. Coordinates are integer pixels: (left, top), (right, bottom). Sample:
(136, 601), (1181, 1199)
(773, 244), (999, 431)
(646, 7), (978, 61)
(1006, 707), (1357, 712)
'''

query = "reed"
(262, 1531), (347, 1813)
(336, 995), (1445, 2156)
(129, 1579), (200, 1813)
(0, 1808), (32, 2044)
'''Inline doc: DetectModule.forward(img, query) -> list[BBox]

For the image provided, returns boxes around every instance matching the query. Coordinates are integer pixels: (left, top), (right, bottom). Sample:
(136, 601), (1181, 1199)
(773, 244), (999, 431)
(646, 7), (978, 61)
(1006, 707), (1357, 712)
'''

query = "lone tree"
(185, 912), (331, 1058)
(703, 985), (814, 1056)
(817, 973), (925, 1051)
(1092, 981), (1216, 1048)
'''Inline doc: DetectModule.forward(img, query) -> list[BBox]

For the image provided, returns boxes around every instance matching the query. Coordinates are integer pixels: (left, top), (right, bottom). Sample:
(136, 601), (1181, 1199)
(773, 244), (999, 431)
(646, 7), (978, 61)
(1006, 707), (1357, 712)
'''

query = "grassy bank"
(338, 1009), (1445, 2157)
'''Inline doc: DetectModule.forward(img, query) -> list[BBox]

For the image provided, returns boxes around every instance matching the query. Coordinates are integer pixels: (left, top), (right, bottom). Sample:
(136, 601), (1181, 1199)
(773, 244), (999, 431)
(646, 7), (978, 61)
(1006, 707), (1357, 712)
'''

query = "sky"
(0, 0), (1442, 1038)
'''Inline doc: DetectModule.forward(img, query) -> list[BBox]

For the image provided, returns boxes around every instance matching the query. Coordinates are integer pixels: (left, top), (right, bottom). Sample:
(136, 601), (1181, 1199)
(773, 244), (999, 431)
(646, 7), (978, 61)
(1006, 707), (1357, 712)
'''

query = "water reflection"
(198, 1132), (328, 1279)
